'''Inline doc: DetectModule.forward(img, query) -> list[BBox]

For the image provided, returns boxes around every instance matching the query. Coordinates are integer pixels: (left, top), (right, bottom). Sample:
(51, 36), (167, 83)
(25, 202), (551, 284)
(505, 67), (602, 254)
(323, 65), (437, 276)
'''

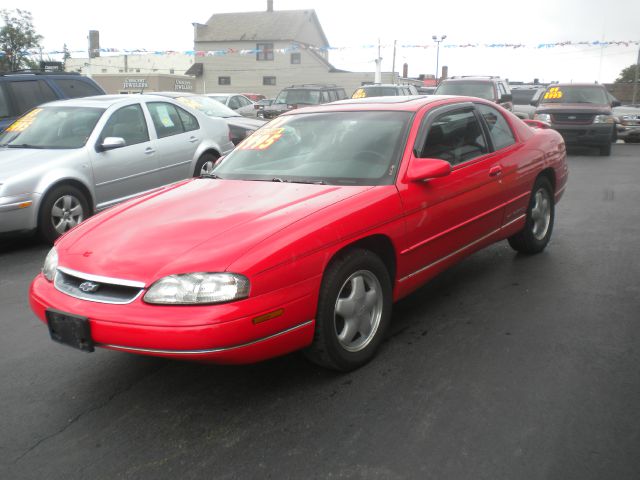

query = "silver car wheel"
(51, 195), (84, 235)
(531, 188), (551, 240)
(200, 160), (215, 176)
(334, 270), (383, 352)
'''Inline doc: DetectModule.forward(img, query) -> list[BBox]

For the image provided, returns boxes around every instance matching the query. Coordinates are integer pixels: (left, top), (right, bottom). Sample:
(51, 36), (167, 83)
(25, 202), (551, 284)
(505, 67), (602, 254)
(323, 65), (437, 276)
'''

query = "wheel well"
(42, 180), (94, 213)
(330, 235), (397, 283)
(538, 167), (555, 191)
(200, 149), (221, 160)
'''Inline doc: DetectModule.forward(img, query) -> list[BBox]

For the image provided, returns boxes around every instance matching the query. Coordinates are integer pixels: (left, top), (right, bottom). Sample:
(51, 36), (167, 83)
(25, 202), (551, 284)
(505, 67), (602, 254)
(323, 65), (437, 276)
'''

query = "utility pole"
(432, 35), (446, 85)
(632, 45), (640, 105)
(374, 38), (382, 84)
(392, 40), (397, 84)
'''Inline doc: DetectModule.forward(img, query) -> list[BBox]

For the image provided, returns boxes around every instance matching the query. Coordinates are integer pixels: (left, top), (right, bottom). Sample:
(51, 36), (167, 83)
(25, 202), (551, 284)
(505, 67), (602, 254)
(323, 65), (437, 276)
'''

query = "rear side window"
(148, 102), (186, 138)
(7, 80), (58, 116)
(52, 78), (103, 98)
(176, 106), (199, 132)
(0, 85), (10, 119)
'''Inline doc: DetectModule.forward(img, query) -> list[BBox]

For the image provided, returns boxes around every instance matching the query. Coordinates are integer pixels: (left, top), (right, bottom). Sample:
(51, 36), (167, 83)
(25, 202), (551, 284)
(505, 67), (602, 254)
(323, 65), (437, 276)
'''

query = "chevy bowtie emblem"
(79, 281), (100, 293)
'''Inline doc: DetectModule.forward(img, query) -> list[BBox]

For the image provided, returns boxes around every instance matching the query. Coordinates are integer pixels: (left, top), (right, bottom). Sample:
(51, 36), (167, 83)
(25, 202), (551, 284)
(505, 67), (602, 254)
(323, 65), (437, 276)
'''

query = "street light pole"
(432, 35), (447, 85)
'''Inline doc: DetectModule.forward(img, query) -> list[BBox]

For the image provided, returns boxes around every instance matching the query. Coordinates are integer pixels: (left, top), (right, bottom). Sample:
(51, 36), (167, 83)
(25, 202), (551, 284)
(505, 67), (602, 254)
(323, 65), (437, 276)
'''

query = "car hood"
(536, 103), (611, 115)
(0, 147), (78, 183)
(58, 179), (373, 284)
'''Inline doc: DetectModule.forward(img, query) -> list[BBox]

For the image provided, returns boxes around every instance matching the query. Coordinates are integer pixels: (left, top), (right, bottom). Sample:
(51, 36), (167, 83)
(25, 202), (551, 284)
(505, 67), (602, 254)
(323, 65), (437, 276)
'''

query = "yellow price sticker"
(6, 108), (43, 132)
(543, 87), (563, 100)
(237, 127), (285, 150)
(353, 88), (366, 99)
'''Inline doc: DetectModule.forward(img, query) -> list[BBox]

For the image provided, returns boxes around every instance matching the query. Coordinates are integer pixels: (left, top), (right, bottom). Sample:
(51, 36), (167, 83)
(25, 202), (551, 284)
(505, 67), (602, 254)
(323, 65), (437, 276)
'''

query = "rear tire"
(194, 153), (219, 177)
(305, 249), (392, 372)
(38, 185), (90, 244)
(508, 176), (554, 255)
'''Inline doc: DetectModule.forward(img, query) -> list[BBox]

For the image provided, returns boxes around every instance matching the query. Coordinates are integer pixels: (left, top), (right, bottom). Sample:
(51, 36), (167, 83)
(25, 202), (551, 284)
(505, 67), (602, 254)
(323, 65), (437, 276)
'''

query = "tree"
(615, 62), (640, 83)
(0, 9), (42, 72)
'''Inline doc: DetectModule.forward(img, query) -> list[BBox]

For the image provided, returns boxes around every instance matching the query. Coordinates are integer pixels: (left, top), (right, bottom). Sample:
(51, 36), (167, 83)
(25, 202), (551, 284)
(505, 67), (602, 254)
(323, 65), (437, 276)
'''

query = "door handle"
(188, 136), (199, 143)
(489, 166), (502, 177)
(144, 147), (155, 155)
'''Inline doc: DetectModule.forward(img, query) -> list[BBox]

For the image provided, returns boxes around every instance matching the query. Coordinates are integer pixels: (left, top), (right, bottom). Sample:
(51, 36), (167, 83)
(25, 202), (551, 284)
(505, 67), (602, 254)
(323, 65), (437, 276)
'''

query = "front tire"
(305, 249), (392, 371)
(508, 176), (554, 254)
(194, 152), (219, 177)
(38, 185), (90, 244)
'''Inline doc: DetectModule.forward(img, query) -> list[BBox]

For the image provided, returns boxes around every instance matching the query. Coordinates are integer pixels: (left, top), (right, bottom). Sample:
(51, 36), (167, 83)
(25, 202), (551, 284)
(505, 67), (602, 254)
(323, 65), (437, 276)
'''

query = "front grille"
(552, 113), (594, 124)
(54, 268), (144, 304)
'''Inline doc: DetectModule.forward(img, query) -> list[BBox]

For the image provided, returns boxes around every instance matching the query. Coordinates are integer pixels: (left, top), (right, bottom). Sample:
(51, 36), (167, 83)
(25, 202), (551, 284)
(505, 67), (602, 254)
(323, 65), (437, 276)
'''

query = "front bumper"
(549, 123), (613, 147)
(0, 193), (40, 234)
(617, 124), (640, 141)
(30, 273), (317, 364)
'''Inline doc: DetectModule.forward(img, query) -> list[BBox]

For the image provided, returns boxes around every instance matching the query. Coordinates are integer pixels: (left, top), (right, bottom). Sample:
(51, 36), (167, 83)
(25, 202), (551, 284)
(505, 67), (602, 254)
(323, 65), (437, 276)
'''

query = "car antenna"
(138, 60), (156, 94)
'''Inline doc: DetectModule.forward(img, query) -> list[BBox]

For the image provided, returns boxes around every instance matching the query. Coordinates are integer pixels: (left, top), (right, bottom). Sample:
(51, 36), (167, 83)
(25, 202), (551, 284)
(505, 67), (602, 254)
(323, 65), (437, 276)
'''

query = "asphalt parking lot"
(1, 144), (639, 480)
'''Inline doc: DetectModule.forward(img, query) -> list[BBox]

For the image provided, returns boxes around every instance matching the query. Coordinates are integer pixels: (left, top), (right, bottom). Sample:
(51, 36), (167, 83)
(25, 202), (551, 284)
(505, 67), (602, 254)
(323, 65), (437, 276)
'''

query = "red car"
(30, 96), (568, 371)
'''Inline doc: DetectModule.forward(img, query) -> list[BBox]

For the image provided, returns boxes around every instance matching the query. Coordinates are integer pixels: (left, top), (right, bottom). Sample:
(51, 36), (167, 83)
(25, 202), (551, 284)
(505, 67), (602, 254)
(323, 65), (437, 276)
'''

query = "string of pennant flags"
(1, 40), (638, 58)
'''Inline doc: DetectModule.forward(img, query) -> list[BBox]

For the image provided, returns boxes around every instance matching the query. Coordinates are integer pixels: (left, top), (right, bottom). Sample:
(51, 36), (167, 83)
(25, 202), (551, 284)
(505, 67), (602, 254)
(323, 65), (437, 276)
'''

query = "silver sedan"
(0, 94), (235, 243)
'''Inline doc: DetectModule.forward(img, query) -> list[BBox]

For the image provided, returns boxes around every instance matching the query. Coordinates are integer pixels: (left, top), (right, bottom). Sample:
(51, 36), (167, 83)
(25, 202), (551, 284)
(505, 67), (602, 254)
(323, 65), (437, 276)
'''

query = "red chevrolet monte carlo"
(30, 96), (568, 371)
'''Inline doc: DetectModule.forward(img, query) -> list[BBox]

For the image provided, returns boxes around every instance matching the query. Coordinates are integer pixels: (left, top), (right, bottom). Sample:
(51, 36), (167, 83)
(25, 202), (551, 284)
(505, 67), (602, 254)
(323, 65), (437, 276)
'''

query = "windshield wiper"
(6, 144), (45, 149)
(200, 173), (222, 179)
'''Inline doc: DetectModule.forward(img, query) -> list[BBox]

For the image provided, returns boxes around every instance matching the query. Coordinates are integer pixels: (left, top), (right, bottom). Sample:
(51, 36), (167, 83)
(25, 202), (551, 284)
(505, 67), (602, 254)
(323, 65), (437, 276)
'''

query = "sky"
(9, 0), (640, 84)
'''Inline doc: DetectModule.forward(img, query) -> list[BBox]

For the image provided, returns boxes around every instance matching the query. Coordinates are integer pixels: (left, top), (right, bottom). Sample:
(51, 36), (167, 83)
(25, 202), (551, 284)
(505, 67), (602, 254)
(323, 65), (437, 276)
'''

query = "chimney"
(267, 0), (273, 12)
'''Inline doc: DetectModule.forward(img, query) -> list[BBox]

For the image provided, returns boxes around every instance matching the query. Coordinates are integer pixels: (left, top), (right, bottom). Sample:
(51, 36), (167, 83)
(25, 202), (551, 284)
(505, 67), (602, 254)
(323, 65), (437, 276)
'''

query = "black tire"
(305, 248), (392, 372)
(194, 152), (219, 177)
(508, 176), (554, 255)
(599, 142), (612, 156)
(38, 184), (90, 244)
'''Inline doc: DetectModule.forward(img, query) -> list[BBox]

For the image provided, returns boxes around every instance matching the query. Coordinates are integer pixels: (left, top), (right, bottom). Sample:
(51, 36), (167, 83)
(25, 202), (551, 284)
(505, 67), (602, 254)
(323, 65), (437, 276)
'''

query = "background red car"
(30, 96), (567, 371)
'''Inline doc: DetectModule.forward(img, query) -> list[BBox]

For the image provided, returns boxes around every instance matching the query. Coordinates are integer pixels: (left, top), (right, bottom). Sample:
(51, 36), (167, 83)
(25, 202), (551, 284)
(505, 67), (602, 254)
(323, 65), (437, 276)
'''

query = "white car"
(0, 94), (235, 242)
(207, 93), (256, 117)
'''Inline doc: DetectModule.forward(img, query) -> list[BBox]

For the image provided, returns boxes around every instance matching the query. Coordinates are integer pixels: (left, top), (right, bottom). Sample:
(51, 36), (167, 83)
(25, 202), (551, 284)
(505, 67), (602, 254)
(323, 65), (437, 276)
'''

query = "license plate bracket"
(46, 309), (94, 352)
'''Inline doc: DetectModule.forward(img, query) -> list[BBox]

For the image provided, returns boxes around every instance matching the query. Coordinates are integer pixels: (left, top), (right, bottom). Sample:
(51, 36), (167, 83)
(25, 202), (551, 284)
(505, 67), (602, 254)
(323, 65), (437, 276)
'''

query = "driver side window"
(417, 109), (488, 166)
(100, 104), (149, 146)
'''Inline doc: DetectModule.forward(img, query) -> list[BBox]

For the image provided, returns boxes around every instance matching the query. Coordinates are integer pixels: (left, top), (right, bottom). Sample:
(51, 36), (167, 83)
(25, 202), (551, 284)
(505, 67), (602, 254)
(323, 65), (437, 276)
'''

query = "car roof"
(283, 95), (481, 114)
(549, 83), (606, 88)
(40, 94), (181, 108)
(361, 84), (411, 88)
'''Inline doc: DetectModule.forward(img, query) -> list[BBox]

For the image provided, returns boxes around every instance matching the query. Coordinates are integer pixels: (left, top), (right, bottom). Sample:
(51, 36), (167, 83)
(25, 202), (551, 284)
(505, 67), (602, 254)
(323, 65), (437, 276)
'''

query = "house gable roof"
(196, 9), (329, 46)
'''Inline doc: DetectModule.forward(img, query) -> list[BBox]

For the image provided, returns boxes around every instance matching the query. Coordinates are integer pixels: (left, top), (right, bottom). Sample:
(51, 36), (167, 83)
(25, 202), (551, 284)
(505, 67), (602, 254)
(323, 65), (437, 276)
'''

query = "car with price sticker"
(533, 83), (619, 155)
(0, 94), (234, 242)
(30, 95), (567, 371)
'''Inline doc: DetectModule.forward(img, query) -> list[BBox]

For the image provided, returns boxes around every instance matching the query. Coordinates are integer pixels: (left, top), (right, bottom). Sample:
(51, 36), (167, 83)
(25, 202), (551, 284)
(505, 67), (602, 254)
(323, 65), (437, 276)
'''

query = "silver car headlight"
(593, 114), (615, 124)
(534, 113), (551, 123)
(143, 273), (250, 305)
(42, 247), (58, 282)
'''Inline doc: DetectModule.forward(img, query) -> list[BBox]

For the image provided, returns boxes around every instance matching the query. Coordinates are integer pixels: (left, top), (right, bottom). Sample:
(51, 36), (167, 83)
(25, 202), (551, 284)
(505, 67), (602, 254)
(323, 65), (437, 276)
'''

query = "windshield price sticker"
(177, 98), (201, 110)
(544, 87), (563, 100)
(352, 88), (366, 99)
(238, 127), (285, 150)
(6, 108), (42, 132)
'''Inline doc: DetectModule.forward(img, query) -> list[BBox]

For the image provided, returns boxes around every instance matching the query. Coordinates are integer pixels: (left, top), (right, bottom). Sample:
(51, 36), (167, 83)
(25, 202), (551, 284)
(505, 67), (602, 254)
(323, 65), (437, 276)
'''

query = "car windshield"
(214, 111), (411, 186)
(274, 89), (322, 105)
(175, 95), (240, 117)
(512, 89), (538, 105)
(435, 82), (495, 100)
(354, 87), (400, 98)
(0, 106), (104, 149)
(540, 86), (609, 104)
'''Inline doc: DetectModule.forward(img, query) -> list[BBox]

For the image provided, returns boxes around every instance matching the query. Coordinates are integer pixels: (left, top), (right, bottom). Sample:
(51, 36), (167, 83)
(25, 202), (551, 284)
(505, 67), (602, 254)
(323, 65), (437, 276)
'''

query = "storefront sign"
(175, 79), (193, 91)
(122, 79), (148, 89)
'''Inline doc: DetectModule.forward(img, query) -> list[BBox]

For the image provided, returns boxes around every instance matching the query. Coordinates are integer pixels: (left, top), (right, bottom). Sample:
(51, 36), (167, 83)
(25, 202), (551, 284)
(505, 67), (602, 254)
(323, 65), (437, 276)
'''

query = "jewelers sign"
(122, 79), (148, 89)
(174, 79), (193, 91)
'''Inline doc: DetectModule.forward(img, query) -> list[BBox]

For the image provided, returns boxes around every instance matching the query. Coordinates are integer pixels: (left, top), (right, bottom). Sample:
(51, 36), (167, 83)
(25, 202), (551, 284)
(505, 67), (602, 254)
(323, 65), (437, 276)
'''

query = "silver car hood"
(0, 147), (84, 184)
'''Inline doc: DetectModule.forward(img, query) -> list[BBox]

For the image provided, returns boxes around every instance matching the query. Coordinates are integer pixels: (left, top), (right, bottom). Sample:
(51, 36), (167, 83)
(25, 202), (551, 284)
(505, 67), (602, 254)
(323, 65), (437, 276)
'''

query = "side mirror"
(612, 100), (621, 107)
(407, 158), (452, 182)
(500, 93), (513, 103)
(99, 137), (126, 151)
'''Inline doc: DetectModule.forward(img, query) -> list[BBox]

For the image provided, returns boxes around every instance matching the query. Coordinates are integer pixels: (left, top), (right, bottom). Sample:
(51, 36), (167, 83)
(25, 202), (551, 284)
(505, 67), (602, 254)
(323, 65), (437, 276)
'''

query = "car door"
(146, 101), (200, 183)
(89, 103), (158, 209)
(396, 103), (505, 284)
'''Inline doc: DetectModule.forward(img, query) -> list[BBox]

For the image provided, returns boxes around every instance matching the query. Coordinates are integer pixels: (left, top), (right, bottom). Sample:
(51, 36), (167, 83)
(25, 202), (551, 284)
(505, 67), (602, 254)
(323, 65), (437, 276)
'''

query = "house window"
(263, 76), (276, 86)
(218, 76), (231, 85)
(170, 69), (175, 74)
(290, 52), (301, 64)
(101, 69), (107, 73)
(257, 43), (274, 61)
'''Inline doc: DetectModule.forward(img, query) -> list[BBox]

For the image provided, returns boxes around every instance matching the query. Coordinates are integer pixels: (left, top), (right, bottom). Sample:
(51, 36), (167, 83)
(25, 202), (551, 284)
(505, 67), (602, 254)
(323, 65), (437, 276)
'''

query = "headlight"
(143, 273), (250, 305)
(534, 113), (551, 123)
(42, 247), (58, 282)
(594, 115), (615, 124)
